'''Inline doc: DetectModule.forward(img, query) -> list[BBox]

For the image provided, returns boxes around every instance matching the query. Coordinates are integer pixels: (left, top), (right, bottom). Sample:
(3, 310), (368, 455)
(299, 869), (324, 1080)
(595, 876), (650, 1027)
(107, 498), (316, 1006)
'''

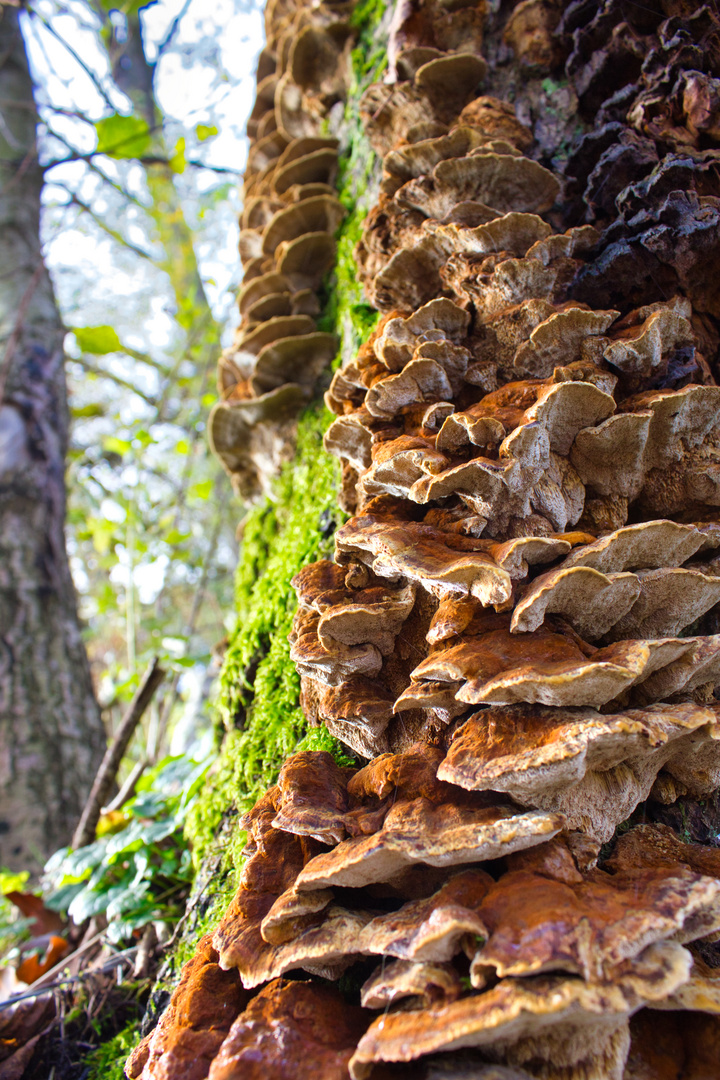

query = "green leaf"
(95, 114), (151, 160)
(71, 403), (106, 419)
(195, 124), (218, 142)
(73, 325), (122, 355)
(164, 528), (190, 545)
(102, 436), (132, 456)
(99, 1), (159, 12)
(189, 480), (213, 500)
(169, 136), (186, 174)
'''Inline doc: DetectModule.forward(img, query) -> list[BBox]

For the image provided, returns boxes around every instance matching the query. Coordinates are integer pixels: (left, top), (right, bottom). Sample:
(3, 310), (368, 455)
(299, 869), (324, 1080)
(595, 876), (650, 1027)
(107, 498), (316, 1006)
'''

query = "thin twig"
(72, 657), (165, 849)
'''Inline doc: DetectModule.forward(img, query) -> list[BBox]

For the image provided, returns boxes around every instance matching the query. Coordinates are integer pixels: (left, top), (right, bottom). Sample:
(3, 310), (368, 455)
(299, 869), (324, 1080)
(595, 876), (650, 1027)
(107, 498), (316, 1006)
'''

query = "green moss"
(177, 0), (390, 972)
(86, 1020), (141, 1080)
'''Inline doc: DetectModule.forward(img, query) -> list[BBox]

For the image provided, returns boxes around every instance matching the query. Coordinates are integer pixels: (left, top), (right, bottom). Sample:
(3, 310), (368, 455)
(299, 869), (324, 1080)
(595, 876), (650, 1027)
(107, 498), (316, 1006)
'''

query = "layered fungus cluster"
(132, 1), (720, 1078)
(208, 0), (355, 498)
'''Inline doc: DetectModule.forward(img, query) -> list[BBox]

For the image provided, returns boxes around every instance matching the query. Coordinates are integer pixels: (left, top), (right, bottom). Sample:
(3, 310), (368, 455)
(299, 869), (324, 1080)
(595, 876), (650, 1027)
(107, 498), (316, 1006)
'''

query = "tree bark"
(0, 5), (105, 871)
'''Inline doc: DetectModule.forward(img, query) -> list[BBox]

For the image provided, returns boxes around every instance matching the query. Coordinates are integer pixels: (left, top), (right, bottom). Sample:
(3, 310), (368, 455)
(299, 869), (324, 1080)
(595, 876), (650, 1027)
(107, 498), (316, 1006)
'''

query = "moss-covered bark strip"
(178, 0), (391, 958)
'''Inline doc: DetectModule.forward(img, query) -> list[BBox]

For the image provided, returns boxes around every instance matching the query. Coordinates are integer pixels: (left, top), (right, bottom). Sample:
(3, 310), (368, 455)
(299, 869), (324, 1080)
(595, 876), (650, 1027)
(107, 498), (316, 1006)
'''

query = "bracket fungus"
(134, 2), (720, 1077)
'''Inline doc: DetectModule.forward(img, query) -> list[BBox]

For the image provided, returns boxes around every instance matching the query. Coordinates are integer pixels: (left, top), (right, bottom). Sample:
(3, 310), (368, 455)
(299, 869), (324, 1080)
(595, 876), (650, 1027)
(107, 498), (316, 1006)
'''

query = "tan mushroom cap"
(602, 306), (694, 377)
(570, 385), (720, 499)
(441, 247), (582, 323)
(237, 902), (373, 988)
(208, 384), (309, 495)
(512, 307), (619, 378)
(261, 194), (345, 255)
(235, 313), (317, 357)
(562, 519), (714, 573)
(456, 96), (534, 150)
(272, 147), (338, 194)
(300, 673), (395, 756)
(293, 796), (564, 891)
(375, 298), (470, 372)
(433, 213), (552, 258)
(290, 605), (383, 685)
(271, 749), (352, 845)
(468, 863), (720, 986)
(438, 703), (719, 841)
(207, 979), (368, 1080)
(291, 559), (415, 655)
(511, 565), (642, 639)
(365, 346), (470, 420)
(323, 412), (374, 472)
(355, 868), (493, 962)
(384, 126), (498, 185)
(414, 52), (487, 99)
(653, 947), (720, 1013)
(335, 510), (569, 606)
(238, 271), (292, 315)
(250, 331), (336, 395)
(128, 934), (248, 1080)
(260, 883), (333, 945)
(276, 230), (336, 289)
(348, 942), (693, 1080)
(402, 618), (711, 710)
(360, 959), (463, 1009)
(400, 156), (559, 221)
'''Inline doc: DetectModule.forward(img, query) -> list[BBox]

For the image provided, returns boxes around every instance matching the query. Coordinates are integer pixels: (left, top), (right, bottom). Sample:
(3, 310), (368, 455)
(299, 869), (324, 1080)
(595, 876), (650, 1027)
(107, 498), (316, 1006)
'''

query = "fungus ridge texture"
(129, 2), (720, 1078)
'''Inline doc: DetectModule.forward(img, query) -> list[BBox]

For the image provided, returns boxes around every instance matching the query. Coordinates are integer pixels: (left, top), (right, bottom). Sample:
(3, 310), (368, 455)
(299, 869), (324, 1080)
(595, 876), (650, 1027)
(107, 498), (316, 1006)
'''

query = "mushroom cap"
(292, 558), (415, 655)
(272, 750), (352, 845)
(404, 621), (708, 709)
(434, 213), (552, 257)
(235, 314), (317, 357)
(438, 702), (719, 837)
(208, 383), (309, 492)
(294, 797), (564, 890)
(468, 863), (720, 985)
(251, 331), (336, 395)
(336, 511), (569, 606)
(261, 194), (345, 255)
(443, 702), (708, 801)
(272, 147), (339, 194)
(400, 156), (560, 221)
(512, 307), (619, 378)
(414, 53), (487, 99)
(375, 298), (470, 372)
(260, 884), (333, 945)
(238, 271), (292, 315)
(360, 959), (463, 1009)
(355, 868), (493, 962)
(570, 385), (720, 499)
(348, 942), (692, 1080)
(276, 230), (336, 289)
(207, 979), (368, 1080)
(130, 935), (248, 1080)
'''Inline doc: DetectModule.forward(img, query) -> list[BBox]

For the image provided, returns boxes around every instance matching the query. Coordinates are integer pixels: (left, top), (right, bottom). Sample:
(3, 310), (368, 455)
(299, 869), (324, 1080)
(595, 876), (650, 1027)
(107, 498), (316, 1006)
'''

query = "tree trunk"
(130, 0), (720, 1076)
(0, 6), (104, 871)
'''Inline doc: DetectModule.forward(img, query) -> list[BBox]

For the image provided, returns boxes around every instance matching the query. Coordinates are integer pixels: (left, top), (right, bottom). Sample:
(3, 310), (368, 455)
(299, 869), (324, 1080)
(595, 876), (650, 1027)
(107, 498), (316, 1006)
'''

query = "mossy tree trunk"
(0, 6), (104, 871)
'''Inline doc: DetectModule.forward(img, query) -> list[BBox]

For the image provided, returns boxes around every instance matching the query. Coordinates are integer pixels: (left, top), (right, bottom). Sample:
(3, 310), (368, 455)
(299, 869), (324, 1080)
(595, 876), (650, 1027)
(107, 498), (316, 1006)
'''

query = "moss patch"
(86, 1021), (141, 1080)
(175, 0), (390, 971)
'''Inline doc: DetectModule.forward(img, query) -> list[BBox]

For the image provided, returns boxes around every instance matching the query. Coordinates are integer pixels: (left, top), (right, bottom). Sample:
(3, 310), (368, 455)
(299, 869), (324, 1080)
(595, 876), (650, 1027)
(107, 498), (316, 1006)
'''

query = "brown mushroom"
(438, 702), (720, 841)
(128, 935), (248, 1080)
(207, 978), (368, 1080)
(348, 942), (693, 1080)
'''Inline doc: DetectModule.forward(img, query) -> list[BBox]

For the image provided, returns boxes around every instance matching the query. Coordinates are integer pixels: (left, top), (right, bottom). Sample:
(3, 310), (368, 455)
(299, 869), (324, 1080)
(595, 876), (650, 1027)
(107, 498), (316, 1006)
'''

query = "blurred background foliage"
(19, 0), (262, 766)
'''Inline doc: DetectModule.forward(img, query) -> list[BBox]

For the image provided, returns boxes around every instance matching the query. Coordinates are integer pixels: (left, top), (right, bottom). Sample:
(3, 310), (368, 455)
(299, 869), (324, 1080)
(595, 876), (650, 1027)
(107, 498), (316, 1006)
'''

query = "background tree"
(0, 2), (104, 870)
